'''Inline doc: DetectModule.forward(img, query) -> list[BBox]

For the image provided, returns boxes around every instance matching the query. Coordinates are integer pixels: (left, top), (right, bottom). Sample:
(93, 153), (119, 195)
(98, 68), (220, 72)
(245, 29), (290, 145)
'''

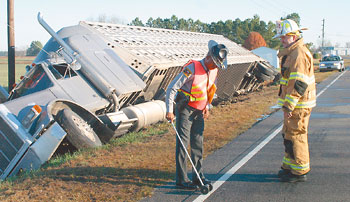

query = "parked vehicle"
(319, 55), (345, 72)
(0, 13), (277, 180)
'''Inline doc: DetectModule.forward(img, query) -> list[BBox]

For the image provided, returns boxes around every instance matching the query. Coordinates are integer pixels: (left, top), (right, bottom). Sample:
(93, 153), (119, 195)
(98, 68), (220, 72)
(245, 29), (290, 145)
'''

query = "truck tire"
(254, 70), (273, 82)
(56, 108), (102, 149)
(256, 63), (276, 77)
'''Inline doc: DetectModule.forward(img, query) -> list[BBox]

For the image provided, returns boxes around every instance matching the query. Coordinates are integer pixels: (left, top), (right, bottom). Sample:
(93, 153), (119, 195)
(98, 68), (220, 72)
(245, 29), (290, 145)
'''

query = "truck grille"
(0, 106), (32, 180)
(0, 115), (25, 177)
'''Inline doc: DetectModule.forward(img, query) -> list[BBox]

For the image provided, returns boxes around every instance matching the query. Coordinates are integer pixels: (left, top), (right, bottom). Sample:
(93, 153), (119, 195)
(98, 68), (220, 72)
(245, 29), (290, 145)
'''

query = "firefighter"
(165, 40), (228, 189)
(273, 19), (316, 182)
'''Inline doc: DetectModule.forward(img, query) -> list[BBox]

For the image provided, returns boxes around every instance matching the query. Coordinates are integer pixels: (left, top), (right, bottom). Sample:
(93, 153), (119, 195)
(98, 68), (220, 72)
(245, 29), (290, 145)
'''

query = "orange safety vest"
(179, 60), (218, 110)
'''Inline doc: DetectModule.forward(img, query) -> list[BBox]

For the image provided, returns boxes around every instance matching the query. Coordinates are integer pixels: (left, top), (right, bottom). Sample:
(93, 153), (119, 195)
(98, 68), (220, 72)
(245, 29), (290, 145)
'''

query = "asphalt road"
(142, 68), (350, 202)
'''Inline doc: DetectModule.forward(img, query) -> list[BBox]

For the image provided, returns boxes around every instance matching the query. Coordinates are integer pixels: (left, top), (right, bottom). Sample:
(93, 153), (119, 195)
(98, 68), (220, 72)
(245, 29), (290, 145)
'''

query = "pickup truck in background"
(0, 13), (277, 180)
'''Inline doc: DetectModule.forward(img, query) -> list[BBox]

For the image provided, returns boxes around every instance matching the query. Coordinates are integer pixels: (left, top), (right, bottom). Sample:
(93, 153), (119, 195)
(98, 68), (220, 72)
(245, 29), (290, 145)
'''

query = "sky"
(1, 0), (350, 51)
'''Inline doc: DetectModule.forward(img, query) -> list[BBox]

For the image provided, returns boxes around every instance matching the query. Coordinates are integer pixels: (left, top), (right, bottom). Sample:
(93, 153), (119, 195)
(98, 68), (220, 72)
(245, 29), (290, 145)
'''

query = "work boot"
(176, 181), (198, 190)
(277, 168), (291, 178)
(280, 173), (307, 183)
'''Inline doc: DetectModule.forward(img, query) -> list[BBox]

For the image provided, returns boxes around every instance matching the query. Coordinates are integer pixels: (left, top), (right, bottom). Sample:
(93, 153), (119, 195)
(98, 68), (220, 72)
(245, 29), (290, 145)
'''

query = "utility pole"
(7, 0), (15, 92)
(321, 19), (325, 54)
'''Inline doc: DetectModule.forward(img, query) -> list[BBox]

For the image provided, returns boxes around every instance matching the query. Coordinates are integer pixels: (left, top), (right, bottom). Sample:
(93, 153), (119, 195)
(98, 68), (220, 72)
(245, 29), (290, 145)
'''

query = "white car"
(319, 55), (345, 72)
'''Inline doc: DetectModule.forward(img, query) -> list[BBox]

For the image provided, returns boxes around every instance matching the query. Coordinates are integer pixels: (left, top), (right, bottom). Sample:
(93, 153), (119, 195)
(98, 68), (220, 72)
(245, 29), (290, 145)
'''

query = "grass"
(0, 86), (279, 202)
(0, 85), (280, 202)
(0, 56), (347, 202)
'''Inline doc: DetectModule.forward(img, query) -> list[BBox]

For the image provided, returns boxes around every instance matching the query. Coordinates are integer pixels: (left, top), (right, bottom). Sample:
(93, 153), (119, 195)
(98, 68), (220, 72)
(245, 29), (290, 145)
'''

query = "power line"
(264, 0), (288, 16)
(328, 33), (350, 37)
(5, 22), (50, 56)
(264, 0), (316, 26)
(249, 0), (280, 20)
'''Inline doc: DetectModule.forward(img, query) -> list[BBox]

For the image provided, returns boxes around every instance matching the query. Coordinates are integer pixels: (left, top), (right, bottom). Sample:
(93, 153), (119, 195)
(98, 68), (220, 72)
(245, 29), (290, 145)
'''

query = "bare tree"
(98, 14), (107, 22)
(345, 42), (350, 48)
(86, 14), (127, 24)
(317, 39), (332, 48)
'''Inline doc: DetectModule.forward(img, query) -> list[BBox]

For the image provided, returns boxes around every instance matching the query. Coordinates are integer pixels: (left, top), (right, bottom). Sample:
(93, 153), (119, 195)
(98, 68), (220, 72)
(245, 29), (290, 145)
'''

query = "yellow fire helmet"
(273, 19), (308, 39)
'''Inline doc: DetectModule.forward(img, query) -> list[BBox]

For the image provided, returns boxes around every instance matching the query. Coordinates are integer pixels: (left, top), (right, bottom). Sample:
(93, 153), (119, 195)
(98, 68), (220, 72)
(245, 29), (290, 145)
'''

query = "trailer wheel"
(56, 108), (102, 149)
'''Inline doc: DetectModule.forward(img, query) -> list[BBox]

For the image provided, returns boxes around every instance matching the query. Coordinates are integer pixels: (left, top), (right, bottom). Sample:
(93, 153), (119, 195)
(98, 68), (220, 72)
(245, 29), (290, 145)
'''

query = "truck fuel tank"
(121, 100), (166, 132)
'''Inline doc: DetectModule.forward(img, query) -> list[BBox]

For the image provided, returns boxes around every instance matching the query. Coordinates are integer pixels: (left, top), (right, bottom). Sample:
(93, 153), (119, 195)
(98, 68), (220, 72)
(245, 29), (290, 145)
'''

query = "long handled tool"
(170, 121), (212, 194)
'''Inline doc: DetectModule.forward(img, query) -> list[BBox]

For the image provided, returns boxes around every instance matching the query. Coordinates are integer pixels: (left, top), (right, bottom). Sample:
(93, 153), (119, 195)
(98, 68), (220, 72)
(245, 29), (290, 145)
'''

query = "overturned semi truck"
(0, 13), (277, 180)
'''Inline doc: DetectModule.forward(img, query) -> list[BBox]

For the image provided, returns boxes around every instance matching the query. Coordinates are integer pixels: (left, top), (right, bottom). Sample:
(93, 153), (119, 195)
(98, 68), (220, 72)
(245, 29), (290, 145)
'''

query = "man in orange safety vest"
(165, 40), (228, 189)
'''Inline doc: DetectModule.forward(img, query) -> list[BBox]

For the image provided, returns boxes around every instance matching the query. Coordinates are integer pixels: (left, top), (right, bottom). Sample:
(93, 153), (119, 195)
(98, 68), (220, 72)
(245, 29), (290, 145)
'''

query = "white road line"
(193, 70), (347, 202)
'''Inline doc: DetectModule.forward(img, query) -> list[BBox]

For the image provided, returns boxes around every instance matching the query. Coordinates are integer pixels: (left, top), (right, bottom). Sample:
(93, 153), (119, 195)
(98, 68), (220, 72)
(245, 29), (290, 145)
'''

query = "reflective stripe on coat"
(277, 38), (316, 111)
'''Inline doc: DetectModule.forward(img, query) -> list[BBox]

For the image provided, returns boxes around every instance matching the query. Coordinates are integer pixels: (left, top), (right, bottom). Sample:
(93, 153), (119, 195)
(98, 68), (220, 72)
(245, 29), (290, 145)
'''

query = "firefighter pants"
(175, 105), (205, 184)
(282, 108), (312, 175)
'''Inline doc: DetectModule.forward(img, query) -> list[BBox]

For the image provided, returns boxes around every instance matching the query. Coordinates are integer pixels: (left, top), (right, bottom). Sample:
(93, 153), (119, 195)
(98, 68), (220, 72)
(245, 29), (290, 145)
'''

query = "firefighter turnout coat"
(277, 38), (316, 175)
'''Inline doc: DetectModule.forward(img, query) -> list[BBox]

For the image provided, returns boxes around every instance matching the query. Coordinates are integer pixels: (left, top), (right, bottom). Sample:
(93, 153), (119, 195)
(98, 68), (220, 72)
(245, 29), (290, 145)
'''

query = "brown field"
(0, 56), (36, 64)
(0, 56), (35, 89)
(0, 57), (347, 202)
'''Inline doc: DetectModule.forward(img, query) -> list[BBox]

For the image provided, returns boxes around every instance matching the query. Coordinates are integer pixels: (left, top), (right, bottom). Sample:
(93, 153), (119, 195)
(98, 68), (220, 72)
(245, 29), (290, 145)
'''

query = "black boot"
(280, 173), (307, 182)
(277, 168), (291, 178)
(176, 181), (198, 190)
(193, 178), (211, 186)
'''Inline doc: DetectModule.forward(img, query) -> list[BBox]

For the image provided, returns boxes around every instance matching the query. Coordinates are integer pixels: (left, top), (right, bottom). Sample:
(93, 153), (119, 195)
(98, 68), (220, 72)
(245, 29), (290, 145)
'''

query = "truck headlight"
(21, 105), (42, 129)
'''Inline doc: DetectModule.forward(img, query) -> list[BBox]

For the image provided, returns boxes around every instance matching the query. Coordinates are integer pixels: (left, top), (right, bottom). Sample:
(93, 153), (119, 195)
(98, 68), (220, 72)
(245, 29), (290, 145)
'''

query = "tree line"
(22, 13), (305, 56)
(0, 40), (43, 57)
(129, 13), (302, 50)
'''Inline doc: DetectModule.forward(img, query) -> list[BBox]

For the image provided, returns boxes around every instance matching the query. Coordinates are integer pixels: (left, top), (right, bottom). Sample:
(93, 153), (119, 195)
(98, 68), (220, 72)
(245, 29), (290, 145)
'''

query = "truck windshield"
(11, 65), (53, 99)
(48, 63), (77, 79)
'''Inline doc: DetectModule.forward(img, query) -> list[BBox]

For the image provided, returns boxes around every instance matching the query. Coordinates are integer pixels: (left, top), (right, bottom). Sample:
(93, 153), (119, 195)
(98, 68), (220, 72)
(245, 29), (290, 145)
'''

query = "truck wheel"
(254, 70), (273, 82)
(256, 63), (276, 77)
(56, 108), (102, 149)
